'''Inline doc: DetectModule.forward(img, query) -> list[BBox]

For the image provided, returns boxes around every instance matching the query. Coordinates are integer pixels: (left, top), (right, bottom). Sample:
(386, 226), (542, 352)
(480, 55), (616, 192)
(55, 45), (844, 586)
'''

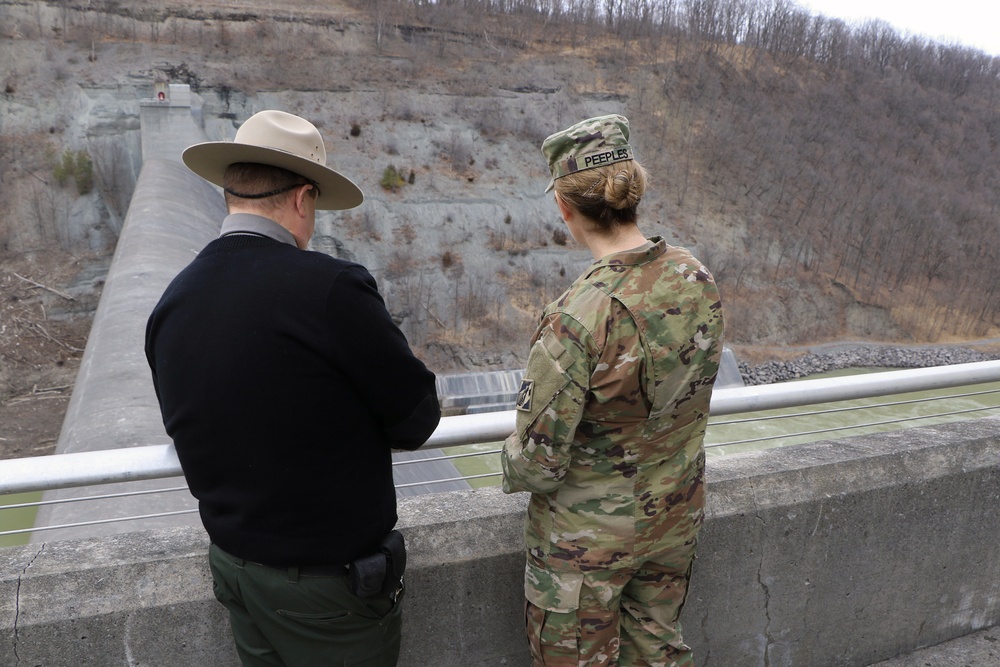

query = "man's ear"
(293, 184), (313, 217)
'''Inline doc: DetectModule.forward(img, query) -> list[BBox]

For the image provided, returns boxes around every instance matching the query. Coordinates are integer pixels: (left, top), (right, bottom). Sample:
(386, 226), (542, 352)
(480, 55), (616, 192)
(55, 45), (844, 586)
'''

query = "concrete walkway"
(869, 627), (999, 666)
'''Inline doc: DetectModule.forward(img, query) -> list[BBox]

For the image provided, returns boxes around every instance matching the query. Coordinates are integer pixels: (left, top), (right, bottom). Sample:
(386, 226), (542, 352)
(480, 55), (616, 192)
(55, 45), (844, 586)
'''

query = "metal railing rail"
(3, 360), (1000, 498)
(3, 508), (200, 537)
(710, 386), (1000, 426)
(8, 382), (1000, 538)
(709, 402), (1000, 448)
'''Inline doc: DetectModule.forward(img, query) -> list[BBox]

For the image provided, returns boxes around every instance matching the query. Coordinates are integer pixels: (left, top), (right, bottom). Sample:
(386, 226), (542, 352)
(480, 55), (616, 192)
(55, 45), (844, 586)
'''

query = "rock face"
(738, 346), (1000, 385)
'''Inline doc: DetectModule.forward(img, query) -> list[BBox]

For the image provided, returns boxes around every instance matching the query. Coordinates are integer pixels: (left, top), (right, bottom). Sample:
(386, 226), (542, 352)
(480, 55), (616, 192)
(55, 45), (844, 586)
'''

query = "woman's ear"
(555, 191), (575, 223)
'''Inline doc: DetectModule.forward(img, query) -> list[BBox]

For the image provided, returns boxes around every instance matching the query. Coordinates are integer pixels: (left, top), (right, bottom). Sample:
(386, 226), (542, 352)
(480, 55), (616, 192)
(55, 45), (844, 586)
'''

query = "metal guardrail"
(3, 360), (1000, 497)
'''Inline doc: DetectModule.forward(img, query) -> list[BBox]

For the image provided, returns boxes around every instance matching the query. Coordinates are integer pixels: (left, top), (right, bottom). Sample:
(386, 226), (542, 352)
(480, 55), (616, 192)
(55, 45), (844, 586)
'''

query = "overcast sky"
(795, 0), (1000, 56)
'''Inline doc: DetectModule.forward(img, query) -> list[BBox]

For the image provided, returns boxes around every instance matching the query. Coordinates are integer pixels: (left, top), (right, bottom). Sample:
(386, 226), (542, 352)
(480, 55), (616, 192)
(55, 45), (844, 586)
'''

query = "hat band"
(550, 144), (634, 181)
(223, 179), (319, 199)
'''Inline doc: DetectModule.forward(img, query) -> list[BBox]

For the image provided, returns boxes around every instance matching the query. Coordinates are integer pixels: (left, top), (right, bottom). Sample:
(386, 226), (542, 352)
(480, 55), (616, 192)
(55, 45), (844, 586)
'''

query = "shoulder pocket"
(524, 559), (584, 613)
(515, 331), (576, 440)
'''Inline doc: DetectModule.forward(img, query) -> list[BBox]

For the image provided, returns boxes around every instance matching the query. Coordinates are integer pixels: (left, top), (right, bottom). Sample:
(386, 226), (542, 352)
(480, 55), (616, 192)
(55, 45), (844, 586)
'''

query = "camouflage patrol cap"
(541, 114), (634, 193)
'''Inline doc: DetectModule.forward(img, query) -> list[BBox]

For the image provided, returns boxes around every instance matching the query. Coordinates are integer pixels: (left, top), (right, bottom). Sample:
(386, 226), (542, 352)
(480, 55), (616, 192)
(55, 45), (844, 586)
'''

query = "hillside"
(3, 0), (1000, 455)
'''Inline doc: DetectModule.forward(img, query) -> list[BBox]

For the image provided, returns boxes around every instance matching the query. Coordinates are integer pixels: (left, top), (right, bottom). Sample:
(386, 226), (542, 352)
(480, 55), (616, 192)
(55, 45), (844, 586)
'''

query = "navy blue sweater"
(145, 234), (440, 567)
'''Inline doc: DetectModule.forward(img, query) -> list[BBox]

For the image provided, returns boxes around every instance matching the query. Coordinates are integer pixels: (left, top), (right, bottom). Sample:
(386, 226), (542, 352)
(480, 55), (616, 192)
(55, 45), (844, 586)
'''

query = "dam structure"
(1, 91), (999, 666)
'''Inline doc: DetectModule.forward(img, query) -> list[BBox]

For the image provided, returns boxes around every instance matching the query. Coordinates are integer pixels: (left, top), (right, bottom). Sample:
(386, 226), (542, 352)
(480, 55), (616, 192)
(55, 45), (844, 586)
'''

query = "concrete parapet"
(691, 417), (1000, 666)
(4, 419), (999, 666)
(2, 526), (235, 666)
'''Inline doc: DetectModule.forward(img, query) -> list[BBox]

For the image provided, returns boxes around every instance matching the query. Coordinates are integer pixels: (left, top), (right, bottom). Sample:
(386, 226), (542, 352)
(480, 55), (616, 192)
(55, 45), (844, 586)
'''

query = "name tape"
(582, 147), (631, 168)
(552, 145), (634, 180)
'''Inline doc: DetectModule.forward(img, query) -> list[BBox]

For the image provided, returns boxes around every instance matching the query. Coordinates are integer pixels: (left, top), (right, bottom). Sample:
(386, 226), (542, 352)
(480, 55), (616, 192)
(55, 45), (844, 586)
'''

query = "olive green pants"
(209, 544), (403, 667)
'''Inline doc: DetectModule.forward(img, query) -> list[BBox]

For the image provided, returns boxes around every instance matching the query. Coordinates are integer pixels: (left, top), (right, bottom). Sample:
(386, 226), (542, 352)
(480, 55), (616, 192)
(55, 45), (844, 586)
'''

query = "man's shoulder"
(296, 250), (373, 286)
(174, 241), (371, 293)
(298, 248), (363, 270)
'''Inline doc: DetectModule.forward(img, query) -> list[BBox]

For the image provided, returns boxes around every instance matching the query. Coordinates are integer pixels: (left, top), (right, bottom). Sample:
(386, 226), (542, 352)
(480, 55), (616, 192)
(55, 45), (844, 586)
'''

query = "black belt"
(247, 560), (347, 578)
(213, 544), (348, 578)
(296, 563), (349, 577)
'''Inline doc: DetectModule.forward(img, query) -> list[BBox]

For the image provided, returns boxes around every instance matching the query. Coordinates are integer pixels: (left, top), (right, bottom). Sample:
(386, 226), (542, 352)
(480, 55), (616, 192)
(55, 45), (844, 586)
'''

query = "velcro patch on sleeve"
(516, 379), (534, 412)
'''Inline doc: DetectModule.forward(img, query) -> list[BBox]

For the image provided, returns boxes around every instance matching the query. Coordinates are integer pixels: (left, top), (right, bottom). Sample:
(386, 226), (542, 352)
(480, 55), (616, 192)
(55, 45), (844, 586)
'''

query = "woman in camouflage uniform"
(502, 114), (725, 667)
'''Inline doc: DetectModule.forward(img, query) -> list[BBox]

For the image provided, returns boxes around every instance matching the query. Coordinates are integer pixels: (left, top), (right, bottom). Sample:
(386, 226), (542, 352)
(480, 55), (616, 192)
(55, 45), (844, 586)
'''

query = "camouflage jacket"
(502, 236), (725, 583)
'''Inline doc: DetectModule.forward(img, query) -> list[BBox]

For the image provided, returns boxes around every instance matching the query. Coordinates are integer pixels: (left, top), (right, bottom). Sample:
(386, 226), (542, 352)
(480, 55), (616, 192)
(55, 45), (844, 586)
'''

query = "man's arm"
(327, 266), (440, 450)
(144, 307), (164, 409)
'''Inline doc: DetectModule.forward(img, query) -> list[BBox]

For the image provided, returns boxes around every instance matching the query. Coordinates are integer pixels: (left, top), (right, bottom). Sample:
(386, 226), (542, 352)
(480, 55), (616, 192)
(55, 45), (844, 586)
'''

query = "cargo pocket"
(524, 559), (584, 613)
(524, 560), (586, 665)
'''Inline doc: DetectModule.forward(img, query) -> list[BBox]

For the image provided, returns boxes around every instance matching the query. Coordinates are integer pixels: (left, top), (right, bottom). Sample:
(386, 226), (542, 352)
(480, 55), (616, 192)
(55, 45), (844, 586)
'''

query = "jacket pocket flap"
(524, 560), (584, 613)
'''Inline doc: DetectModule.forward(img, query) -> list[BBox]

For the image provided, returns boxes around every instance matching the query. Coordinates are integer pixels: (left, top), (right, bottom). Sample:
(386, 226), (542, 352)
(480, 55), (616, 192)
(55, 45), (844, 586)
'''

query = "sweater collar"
(219, 213), (297, 248)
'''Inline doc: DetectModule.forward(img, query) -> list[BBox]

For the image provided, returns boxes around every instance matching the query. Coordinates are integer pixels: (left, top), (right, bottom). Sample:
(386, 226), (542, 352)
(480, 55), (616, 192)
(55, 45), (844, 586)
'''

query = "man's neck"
(228, 207), (305, 249)
(221, 212), (298, 248)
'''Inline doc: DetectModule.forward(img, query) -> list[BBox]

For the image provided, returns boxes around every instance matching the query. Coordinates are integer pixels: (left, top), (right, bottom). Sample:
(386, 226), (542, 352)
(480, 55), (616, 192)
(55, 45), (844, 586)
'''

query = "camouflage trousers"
(523, 543), (696, 667)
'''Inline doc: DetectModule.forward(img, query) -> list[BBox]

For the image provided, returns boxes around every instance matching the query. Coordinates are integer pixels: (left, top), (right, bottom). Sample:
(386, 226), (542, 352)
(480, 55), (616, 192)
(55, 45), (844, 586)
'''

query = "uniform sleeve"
(501, 312), (592, 494)
(327, 265), (440, 451)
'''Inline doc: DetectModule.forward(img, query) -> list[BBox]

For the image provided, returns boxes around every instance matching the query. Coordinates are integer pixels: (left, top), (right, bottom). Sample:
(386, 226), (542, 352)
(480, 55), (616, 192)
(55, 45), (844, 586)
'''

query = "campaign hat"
(182, 110), (363, 210)
(541, 114), (634, 193)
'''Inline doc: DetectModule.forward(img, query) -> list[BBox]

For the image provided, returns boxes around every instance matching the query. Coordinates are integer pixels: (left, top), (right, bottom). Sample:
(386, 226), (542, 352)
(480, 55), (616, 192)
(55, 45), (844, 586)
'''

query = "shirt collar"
(587, 235), (666, 275)
(219, 213), (297, 247)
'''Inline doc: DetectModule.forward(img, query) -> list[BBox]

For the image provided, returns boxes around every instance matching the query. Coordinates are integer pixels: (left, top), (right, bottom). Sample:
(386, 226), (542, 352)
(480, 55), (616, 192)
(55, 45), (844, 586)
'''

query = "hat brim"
(182, 142), (364, 210)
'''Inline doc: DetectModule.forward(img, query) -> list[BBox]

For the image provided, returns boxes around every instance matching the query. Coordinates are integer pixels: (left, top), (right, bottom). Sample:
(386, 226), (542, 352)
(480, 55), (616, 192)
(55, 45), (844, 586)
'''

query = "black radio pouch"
(348, 552), (385, 598)
(348, 530), (406, 599)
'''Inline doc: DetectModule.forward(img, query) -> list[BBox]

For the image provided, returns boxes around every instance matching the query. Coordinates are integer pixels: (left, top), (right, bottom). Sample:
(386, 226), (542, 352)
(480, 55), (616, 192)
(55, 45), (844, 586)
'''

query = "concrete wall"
(5, 418), (999, 667)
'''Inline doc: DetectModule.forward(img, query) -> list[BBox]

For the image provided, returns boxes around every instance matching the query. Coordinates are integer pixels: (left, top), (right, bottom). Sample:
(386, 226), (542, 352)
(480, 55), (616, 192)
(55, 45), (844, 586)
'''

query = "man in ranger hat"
(145, 110), (441, 667)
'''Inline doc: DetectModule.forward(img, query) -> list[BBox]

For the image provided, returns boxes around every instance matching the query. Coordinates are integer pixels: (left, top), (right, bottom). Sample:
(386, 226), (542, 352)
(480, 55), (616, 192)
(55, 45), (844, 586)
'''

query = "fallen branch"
(6, 384), (73, 402)
(11, 272), (76, 301)
(24, 322), (84, 352)
(7, 394), (71, 404)
(32, 384), (73, 394)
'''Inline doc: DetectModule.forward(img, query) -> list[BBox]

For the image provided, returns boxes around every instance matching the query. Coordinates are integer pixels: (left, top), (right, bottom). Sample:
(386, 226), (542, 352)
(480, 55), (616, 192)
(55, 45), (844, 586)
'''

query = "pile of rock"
(739, 346), (1000, 385)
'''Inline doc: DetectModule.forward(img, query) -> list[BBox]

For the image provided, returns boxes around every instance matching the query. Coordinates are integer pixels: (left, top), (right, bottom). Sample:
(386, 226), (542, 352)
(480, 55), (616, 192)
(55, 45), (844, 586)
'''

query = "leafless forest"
(399, 0), (1000, 342)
